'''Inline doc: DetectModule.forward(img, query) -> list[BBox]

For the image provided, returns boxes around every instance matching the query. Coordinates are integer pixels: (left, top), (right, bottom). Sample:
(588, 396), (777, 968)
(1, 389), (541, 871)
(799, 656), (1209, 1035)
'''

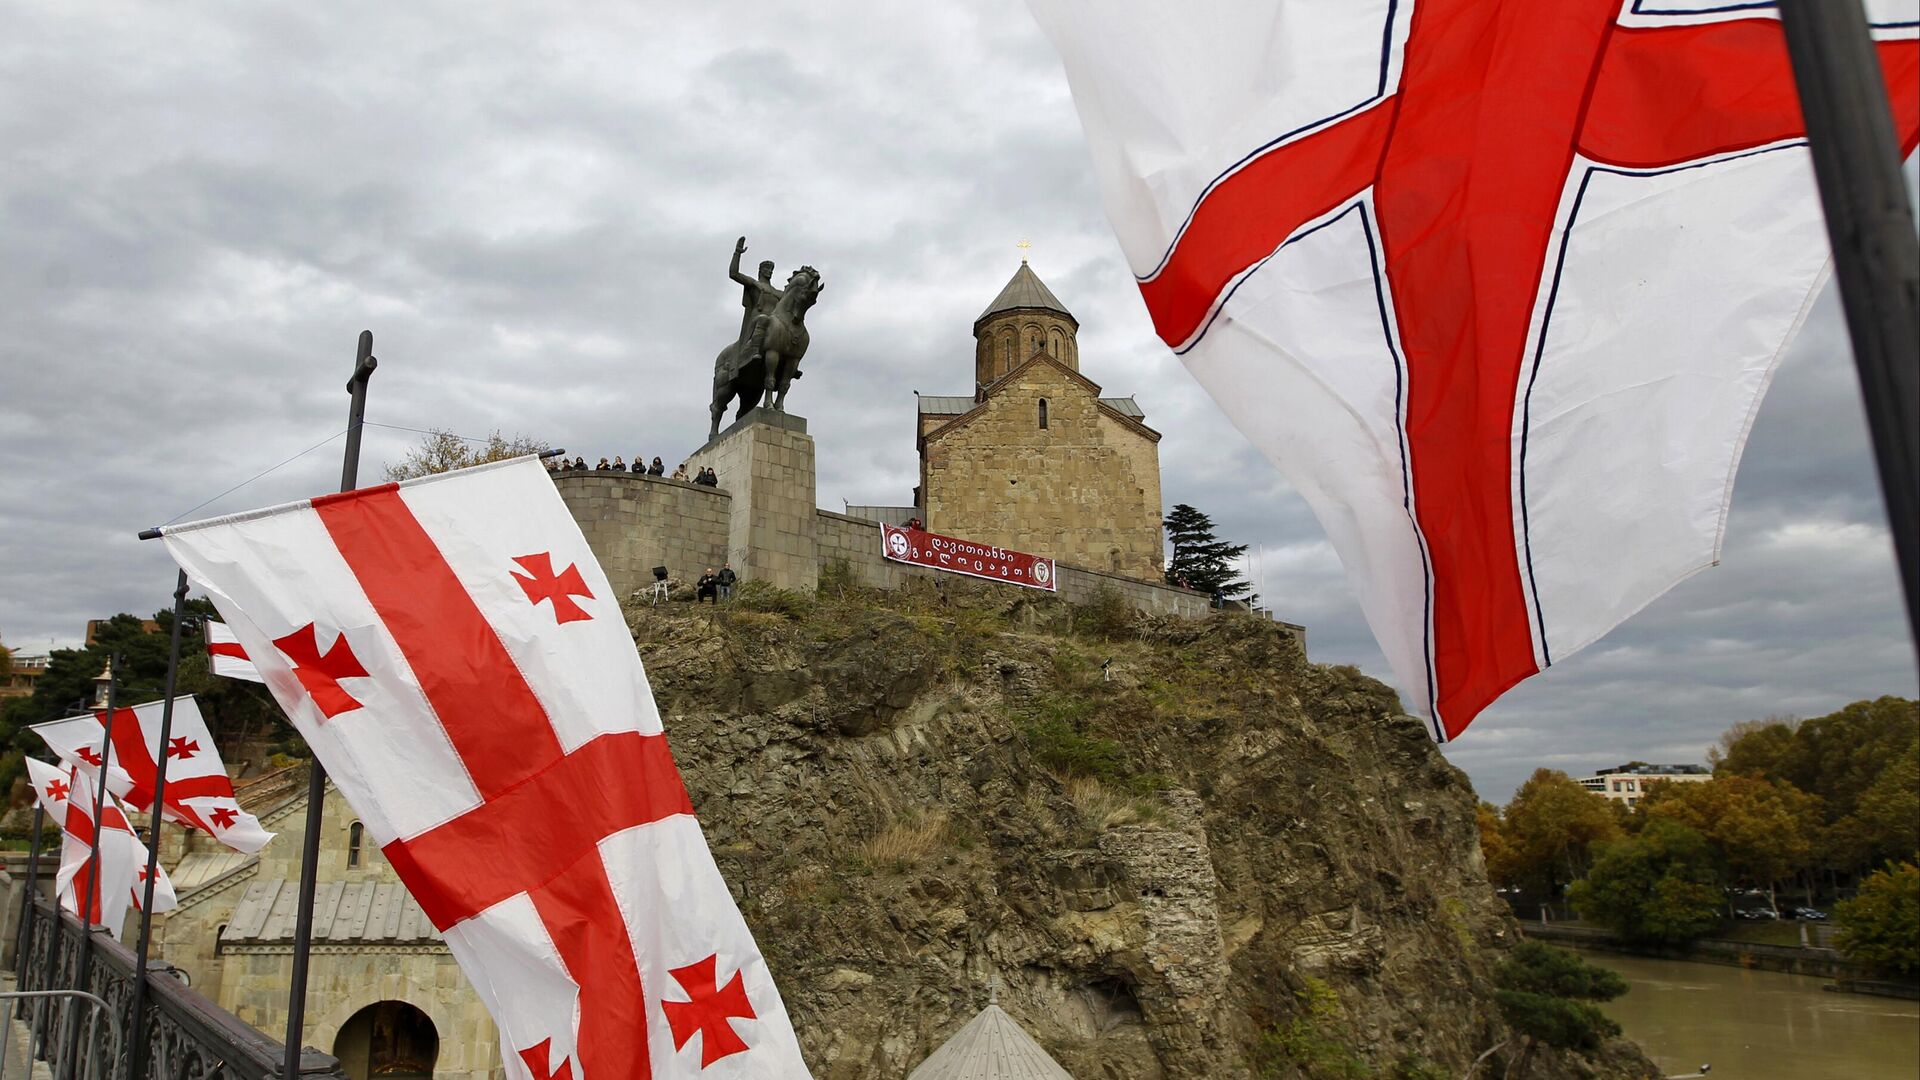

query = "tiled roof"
(1097, 397), (1144, 419)
(170, 850), (253, 895)
(845, 505), (920, 525)
(917, 396), (978, 415)
(220, 879), (441, 946)
(906, 1004), (1074, 1080)
(978, 264), (1071, 322)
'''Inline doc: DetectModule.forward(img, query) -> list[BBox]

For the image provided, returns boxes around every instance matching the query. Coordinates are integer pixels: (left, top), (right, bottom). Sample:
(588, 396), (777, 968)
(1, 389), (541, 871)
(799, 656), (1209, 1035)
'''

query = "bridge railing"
(13, 895), (350, 1080)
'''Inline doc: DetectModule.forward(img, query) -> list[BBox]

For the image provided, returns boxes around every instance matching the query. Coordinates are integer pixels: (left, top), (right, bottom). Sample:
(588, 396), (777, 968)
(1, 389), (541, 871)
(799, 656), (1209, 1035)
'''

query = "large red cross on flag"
(1027, 0), (1920, 740)
(159, 457), (812, 1080)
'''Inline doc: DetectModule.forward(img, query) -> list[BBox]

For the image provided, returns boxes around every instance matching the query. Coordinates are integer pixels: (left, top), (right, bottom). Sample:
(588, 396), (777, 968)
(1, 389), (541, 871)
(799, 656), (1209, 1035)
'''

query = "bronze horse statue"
(709, 266), (824, 439)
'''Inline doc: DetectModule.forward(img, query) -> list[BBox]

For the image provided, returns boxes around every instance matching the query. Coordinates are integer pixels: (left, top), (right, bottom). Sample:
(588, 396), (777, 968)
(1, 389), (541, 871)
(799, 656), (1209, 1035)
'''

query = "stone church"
(909, 261), (1166, 582)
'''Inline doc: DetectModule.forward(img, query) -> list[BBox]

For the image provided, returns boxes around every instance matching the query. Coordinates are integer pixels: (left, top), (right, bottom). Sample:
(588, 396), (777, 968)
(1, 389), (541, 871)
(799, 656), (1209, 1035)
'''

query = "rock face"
(637, 579), (1653, 1080)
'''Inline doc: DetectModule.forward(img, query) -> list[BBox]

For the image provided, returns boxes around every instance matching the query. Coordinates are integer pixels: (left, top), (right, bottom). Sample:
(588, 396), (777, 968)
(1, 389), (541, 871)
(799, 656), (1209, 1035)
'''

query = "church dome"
(976, 262), (1074, 325)
(974, 262), (1080, 383)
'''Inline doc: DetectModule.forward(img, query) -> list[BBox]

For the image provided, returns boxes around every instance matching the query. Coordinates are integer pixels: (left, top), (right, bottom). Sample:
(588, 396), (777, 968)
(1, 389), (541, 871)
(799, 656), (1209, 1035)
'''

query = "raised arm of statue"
(728, 236), (757, 290)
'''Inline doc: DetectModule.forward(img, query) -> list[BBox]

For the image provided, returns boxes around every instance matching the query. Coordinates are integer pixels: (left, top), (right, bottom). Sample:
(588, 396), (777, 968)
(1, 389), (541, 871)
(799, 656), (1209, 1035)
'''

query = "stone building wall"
(554, 472), (731, 600)
(922, 361), (1165, 582)
(158, 788), (500, 1080)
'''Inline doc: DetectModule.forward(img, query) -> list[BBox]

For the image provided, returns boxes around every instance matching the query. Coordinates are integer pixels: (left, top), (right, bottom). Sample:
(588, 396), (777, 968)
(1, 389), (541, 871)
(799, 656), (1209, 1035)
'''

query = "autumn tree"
(384, 429), (549, 481)
(1499, 770), (1622, 899)
(1478, 801), (1519, 887)
(1569, 818), (1725, 944)
(1833, 861), (1920, 978)
(1642, 775), (1818, 911)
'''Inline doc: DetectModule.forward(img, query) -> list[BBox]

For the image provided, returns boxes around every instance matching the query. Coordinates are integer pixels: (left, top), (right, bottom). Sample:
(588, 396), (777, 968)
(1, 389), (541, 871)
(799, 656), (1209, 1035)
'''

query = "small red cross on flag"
(512, 552), (596, 624)
(274, 623), (370, 719)
(159, 457), (813, 1078)
(1027, 0), (1920, 740)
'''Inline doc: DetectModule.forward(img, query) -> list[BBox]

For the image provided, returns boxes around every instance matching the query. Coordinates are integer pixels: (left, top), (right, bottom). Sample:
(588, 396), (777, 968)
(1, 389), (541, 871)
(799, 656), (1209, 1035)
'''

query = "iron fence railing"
(13, 895), (350, 1080)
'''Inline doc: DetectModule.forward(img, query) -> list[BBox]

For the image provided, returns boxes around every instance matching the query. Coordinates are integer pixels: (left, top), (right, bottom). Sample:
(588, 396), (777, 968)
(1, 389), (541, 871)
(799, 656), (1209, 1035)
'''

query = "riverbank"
(1519, 920), (1861, 979)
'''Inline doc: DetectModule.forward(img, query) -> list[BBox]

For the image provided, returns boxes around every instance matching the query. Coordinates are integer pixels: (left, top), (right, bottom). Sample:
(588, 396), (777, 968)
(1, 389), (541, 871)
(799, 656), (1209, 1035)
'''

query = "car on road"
(1735, 907), (1778, 920)
(1780, 905), (1827, 920)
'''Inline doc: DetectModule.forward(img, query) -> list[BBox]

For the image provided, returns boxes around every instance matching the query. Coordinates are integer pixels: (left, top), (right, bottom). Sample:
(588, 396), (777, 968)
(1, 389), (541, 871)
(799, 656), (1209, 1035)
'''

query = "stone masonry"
(685, 408), (818, 593)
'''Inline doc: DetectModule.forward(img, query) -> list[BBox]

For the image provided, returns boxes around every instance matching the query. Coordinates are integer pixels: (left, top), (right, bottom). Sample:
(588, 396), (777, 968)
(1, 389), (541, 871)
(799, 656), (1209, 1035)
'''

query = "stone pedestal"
(688, 409), (817, 592)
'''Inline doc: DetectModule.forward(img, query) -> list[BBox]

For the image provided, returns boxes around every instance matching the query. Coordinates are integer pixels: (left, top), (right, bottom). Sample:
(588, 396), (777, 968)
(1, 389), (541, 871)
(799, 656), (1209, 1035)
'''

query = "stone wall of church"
(922, 362), (1165, 582)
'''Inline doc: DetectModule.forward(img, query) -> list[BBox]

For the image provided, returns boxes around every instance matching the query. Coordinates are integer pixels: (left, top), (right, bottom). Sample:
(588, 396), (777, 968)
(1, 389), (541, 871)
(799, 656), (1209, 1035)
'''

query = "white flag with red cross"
(1025, 0), (1920, 741)
(25, 757), (176, 935)
(31, 696), (275, 855)
(158, 456), (812, 1080)
(206, 619), (265, 682)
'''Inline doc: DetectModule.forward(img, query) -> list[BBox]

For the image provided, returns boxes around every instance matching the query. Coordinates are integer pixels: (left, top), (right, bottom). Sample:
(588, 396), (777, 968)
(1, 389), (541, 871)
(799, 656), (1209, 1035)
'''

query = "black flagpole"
(127, 569), (190, 1079)
(1777, 0), (1920, 654)
(63, 653), (119, 1080)
(281, 330), (376, 1080)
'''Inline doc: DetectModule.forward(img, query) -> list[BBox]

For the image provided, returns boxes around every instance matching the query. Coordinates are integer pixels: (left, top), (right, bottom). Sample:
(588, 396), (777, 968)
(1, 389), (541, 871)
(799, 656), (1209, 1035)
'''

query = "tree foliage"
(1833, 861), (1920, 978)
(1711, 697), (1917, 874)
(1493, 942), (1626, 1076)
(1569, 818), (1725, 944)
(1495, 770), (1622, 895)
(383, 428), (548, 481)
(1162, 504), (1251, 599)
(1640, 774), (1817, 889)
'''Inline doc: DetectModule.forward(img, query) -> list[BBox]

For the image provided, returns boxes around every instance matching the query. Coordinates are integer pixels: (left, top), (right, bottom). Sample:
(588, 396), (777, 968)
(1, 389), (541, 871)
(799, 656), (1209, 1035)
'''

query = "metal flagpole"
(63, 653), (119, 1080)
(127, 569), (191, 1080)
(281, 330), (376, 1080)
(1777, 0), (1920, 654)
(17, 803), (45, 1057)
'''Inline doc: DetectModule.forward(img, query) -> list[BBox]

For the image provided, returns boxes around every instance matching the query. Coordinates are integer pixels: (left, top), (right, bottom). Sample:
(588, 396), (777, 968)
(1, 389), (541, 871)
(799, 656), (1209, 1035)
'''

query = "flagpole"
(127, 569), (190, 1080)
(281, 330), (376, 1080)
(1777, 0), (1920, 654)
(63, 653), (119, 1080)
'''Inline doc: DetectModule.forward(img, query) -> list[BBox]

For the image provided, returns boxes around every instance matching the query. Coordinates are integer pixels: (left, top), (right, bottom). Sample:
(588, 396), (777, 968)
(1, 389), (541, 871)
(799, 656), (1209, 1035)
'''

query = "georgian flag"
(158, 457), (811, 1080)
(31, 696), (276, 855)
(1025, 0), (1920, 740)
(25, 758), (176, 935)
(206, 619), (265, 682)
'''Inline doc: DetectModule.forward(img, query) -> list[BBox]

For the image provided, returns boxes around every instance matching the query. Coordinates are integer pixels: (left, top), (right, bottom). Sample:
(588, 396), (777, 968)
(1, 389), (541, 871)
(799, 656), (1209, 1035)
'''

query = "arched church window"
(1049, 328), (1065, 356)
(347, 821), (364, 868)
(1000, 330), (1015, 371)
(1038, 398), (1049, 429)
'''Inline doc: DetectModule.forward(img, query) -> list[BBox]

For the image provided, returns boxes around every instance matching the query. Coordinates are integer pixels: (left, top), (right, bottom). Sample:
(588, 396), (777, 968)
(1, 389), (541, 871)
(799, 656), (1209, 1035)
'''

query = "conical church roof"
(905, 1003), (1075, 1080)
(977, 262), (1072, 322)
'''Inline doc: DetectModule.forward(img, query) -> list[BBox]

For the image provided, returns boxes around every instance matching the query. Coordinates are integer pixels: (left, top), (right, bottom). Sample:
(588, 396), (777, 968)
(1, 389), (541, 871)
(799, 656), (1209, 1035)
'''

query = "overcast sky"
(3, 1), (1914, 801)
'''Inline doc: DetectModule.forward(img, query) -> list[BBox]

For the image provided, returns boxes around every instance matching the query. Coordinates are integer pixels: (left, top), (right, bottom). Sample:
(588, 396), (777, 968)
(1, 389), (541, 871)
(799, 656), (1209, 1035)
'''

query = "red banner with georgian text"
(880, 523), (1056, 592)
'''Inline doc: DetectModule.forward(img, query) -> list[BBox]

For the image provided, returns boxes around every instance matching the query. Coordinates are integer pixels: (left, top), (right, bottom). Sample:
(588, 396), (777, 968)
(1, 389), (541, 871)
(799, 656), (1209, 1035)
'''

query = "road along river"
(1576, 950), (1918, 1079)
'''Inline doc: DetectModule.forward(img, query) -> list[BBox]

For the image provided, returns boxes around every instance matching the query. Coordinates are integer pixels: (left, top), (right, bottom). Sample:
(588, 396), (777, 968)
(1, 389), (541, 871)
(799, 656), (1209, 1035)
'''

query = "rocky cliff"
(636, 576), (1653, 1080)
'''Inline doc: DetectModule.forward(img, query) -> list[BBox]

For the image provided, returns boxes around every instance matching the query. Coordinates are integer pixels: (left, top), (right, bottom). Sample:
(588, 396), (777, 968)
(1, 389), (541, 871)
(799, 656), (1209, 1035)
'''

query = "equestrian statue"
(710, 236), (824, 439)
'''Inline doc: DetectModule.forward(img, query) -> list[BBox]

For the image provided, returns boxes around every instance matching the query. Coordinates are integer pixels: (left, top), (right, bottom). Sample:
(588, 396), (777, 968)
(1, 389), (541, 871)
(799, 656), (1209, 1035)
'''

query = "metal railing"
(1, 989), (119, 1080)
(12, 896), (350, 1080)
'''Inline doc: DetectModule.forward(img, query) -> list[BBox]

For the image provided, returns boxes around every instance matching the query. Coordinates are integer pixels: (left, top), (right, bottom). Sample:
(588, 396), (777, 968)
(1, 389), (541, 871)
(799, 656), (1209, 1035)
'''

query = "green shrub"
(731, 579), (815, 619)
(1072, 586), (1135, 640)
(1834, 861), (1919, 978)
(1253, 978), (1372, 1079)
(1021, 717), (1125, 782)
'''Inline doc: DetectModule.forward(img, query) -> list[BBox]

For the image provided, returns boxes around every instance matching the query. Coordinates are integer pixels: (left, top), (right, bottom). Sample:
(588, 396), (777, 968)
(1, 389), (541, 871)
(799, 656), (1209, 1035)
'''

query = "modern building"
(1578, 763), (1711, 807)
(908, 260), (1167, 583)
(1, 650), (47, 700)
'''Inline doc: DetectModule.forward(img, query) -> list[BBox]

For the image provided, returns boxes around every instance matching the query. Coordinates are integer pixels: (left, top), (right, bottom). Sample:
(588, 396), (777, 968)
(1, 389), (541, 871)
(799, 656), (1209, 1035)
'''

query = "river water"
(1576, 951), (1919, 1079)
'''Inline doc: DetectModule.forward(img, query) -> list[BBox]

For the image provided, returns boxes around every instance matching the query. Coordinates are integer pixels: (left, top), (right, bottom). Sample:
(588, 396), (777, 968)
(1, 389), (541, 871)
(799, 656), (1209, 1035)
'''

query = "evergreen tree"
(1162, 503), (1250, 599)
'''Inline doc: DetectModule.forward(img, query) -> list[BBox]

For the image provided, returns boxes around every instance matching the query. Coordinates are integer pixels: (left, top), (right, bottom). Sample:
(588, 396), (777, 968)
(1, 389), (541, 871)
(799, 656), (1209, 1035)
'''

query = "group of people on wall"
(547, 455), (719, 486)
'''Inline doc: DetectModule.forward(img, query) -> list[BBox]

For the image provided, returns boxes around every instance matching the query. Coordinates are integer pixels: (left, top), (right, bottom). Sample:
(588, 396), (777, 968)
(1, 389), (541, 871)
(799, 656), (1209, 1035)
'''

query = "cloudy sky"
(3, 1), (1913, 801)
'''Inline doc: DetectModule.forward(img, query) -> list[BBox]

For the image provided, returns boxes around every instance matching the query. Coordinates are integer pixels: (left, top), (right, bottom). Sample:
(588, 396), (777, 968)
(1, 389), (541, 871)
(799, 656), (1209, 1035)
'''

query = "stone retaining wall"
(1520, 921), (1861, 980)
(555, 473), (731, 601)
